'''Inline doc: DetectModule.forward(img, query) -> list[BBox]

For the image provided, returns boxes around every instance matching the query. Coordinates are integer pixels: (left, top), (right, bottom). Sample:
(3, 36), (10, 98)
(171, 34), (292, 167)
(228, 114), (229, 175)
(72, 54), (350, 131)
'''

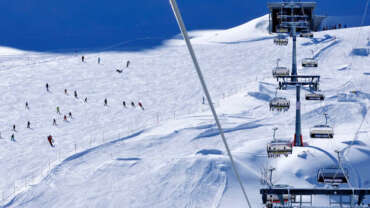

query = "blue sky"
(0, 0), (368, 51)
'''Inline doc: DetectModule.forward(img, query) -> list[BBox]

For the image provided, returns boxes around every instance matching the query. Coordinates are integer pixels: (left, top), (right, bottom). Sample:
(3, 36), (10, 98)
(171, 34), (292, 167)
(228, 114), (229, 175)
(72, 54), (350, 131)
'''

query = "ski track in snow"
(0, 15), (370, 207)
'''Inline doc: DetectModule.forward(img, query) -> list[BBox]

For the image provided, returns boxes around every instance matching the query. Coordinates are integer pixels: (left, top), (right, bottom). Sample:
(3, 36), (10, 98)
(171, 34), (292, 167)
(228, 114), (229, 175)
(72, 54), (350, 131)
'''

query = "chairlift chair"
(305, 91), (325, 101)
(269, 97), (290, 112)
(302, 58), (318, 67)
(272, 66), (290, 77)
(299, 31), (314, 38)
(310, 113), (334, 138)
(267, 128), (292, 158)
(267, 140), (293, 158)
(310, 124), (334, 138)
(274, 35), (288, 46)
(317, 168), (348, 184)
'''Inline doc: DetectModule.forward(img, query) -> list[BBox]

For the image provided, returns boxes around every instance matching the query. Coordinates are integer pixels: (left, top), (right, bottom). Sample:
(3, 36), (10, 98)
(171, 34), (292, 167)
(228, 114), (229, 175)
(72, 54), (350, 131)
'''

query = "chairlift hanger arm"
(168, 0), (252, 207)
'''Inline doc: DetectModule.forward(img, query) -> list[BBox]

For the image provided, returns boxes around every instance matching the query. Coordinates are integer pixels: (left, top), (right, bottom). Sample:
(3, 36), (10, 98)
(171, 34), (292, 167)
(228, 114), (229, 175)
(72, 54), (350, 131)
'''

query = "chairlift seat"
(270, 97), (290, 112)
(274, 37), (288, 46)
(302, 58), (318, 67)
(310, 125), (334, 138)
(305, 92), (325, 101)
(317, 168), (348, 184)
(267, 140), (292, 157)
(272, 67), (290, 77)
(300, 32), (314, 38)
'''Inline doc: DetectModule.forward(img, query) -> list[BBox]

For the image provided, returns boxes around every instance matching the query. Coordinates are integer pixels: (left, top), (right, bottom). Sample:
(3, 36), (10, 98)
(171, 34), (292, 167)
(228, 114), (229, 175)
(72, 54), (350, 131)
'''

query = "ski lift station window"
(267, 193), (295, 204)
(317, 168), (348, 184)
(267, 141), (292, 157)
(269, 97), (290, 111)
(302, 58), (318, 67)
(272, 66), (290, 77)
(305, 92), (324, 100)
(310, 124), (334, 138)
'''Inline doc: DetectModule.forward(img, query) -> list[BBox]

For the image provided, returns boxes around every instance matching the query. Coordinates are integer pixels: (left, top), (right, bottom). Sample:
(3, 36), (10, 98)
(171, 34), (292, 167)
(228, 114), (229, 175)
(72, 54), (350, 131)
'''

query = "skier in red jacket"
(138, 102), (144, 110)
(47, 135), (54, 147)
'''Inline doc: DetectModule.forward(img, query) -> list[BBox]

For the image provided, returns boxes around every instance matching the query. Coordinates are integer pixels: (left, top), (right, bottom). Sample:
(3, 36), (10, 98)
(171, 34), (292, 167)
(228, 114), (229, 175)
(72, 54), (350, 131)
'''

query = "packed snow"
(0, 14), (370, 207)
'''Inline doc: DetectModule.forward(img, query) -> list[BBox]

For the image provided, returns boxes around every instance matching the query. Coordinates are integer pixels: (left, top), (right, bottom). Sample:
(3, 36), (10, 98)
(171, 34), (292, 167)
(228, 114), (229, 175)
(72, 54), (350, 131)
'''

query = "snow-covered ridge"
(166, 14), (271, 45)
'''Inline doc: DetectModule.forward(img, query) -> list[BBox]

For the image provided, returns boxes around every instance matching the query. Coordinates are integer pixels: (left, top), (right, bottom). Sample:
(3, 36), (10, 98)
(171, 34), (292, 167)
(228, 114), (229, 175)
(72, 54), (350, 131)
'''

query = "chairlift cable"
(168, 0), (252, 207)
(336, 150), (355, 195)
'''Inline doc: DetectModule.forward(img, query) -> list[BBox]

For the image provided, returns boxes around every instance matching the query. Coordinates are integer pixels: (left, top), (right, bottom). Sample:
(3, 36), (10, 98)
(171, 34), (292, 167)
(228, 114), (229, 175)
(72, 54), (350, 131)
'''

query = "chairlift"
(317, 168), (348, 184)
(267, 141), (293, 158)
(300, 31), (314, 38)
(274, 34), (288, 46)
(273, 67), (290, 77)
(305, 91), (325, 101)
(302, 58), (318, 67)
(269, 95), (290, 112)
(310, 113), (334, 138)
(267, 128), (292, 158)
(272, 59), (290, 77)
(310, 125), (334, 138)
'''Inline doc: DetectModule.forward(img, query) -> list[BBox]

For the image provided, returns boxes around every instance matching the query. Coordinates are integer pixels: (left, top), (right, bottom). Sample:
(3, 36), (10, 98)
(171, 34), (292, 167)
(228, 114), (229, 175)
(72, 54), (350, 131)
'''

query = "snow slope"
(0, 15), (370, 207)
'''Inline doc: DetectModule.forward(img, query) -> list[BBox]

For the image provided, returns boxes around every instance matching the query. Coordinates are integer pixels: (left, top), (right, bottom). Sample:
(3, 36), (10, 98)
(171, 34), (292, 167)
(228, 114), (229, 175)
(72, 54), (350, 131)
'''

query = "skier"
(12, 124), (16, 132)
(82, 56), (85, 62)
(202, 96), (205, 104)
(56, 106), (60, 114)
(68, 112), (73, 119)
(64, 115), (67, 121)
(131, 101), (135, 107)
(84, 97), (88, 103)
(64, 89), (68, 95)
(116, 69), (123, 73)
(53, 118), (57, 126)
(47, 135), (54, 147)
(46, 83), (49, 92)
(138, 102), (144, 110)
(27, 121), (31, 129)
(123, 101), (126, 107)
(104, 98), (108, 106)
(74, 90), (78, 98)
(98, 57), (101, 64)
(126, 60), (130, 68)
(25, 101), (29, 109)
(11, 134), (15, 142)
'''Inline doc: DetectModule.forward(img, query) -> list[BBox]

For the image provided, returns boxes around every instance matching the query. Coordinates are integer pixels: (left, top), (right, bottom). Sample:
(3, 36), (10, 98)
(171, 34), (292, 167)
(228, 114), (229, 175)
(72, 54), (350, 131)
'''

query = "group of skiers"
(81, 55), (130, 68)
(116, 60), (130, 73)
(5, 56), (138, 147)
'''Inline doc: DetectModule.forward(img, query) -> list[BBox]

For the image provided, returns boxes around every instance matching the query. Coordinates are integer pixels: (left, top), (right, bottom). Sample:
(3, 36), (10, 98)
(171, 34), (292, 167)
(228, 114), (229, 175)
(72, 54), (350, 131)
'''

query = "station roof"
(268, 2), (316, 11)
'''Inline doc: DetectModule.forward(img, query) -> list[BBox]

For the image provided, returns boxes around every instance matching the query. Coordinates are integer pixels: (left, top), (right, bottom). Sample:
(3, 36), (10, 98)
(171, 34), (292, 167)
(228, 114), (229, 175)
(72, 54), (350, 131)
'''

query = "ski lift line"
(342, 105), (370, 158)
(335, 151), (356, 195)
(168, 1), (252, 207)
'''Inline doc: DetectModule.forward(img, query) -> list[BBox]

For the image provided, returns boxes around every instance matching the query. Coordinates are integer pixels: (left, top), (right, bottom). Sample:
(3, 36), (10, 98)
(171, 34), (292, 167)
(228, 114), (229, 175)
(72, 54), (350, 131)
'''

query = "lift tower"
(268, 0), (319, 146)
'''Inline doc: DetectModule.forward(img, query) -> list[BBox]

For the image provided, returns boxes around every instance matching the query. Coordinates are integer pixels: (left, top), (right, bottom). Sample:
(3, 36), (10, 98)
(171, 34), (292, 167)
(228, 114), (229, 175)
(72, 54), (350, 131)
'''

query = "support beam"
(294, 85), (303, 146)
